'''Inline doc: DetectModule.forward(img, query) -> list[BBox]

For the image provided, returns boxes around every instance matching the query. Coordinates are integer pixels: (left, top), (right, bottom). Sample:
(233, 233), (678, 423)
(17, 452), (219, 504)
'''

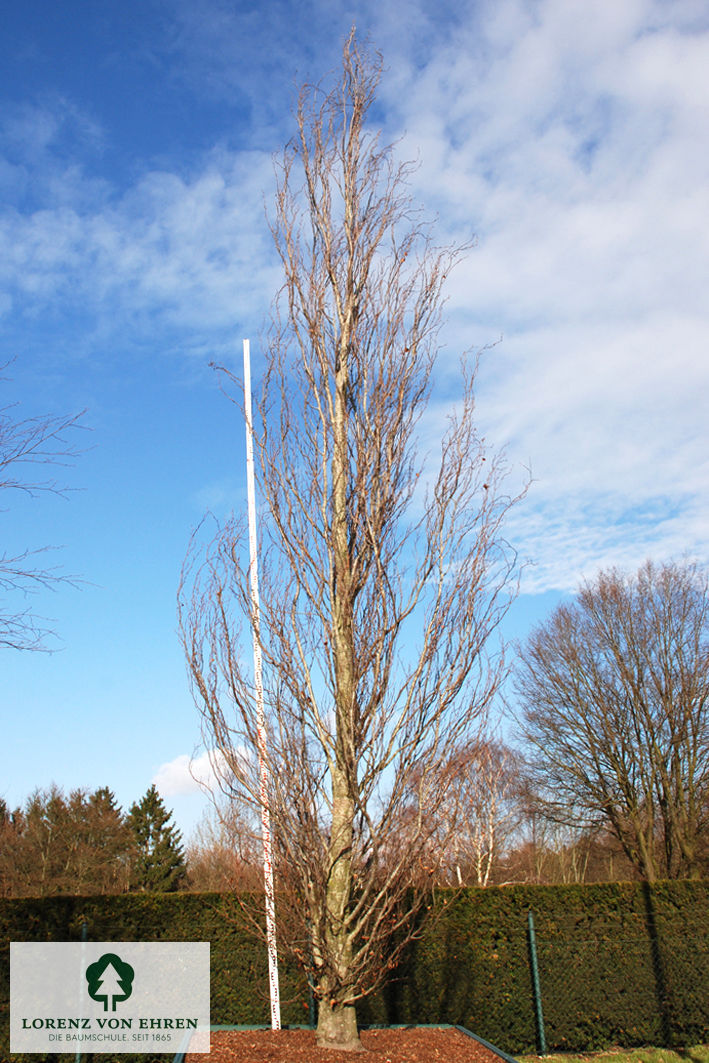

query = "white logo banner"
(11, 941), (210, 1054)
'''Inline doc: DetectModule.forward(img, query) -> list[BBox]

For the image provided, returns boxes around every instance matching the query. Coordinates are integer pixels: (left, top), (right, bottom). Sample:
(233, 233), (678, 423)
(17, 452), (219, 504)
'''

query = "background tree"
(69, 786), (136, 892)
(515, 559), (709, 881)
(394, 737), (522, 888)
(1, 363), (84, 651)
(444, 739), (522, 887)
(0, 785), (134, 896)
(127, 784), (187, 892)
(503, 774), (643, 885)
(0, 799), (21, 898)
(180, 33), (521, 1050)
(186, 797), (260, 892)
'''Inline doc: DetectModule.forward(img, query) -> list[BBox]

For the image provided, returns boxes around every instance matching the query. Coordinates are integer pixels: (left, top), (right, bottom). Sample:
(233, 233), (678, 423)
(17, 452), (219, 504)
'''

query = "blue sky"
(2, 0), (708, 841)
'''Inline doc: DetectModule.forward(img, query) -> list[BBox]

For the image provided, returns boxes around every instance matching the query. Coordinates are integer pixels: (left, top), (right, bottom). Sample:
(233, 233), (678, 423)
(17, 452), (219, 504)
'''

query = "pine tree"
(127, 785), (186, 891)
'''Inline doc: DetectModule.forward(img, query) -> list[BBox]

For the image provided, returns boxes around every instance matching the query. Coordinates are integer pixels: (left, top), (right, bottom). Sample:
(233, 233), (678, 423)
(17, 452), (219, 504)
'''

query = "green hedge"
(356, 881), (709, 1053)
(1, 882), (707, 1061)
(0, 893), (307, 1063)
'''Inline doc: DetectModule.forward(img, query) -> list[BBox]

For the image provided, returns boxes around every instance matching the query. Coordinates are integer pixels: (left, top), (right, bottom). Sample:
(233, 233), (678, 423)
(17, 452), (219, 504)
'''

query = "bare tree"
(180, 33), (522, 1050)
(516, 559), (709, 882)
(396, 738), (523, 888)
(0, 785), (135, 897)
(445, 739), (522, 887)
(0, 365), (84, 651)
(186, 797), (261, 893)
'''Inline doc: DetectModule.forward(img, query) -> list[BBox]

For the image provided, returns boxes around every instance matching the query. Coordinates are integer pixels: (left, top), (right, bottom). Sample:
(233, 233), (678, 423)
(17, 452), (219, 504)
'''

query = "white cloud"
(0, 145), (280, 341)
(2, 0), (707, 591)
(376, 0), (709, 588)
(153, 750), (227, 796)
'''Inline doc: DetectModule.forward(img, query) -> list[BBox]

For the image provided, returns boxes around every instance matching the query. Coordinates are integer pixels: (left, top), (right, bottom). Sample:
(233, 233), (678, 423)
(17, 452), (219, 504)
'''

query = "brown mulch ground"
(182, 1026), (507, 1062)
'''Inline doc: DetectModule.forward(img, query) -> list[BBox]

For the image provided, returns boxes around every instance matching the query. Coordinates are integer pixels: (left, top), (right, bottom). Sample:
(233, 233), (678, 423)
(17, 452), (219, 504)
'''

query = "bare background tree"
(186, 796), (261, 893)
(1, 362), (84, 651)
(180, 32), (522, 1051)
(396, 737), (523, 888)
(444, 739), (522, 887)
(0, 786), (134, 897)
(515, 559), (709, 882)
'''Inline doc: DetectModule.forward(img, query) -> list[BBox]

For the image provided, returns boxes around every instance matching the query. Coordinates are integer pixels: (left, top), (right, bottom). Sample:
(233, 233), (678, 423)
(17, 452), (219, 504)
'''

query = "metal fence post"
(527, 910), (547, 1055)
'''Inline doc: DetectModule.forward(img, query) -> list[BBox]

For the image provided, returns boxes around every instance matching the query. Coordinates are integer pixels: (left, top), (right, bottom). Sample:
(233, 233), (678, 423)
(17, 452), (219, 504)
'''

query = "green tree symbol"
(86, 953), (135, 1011)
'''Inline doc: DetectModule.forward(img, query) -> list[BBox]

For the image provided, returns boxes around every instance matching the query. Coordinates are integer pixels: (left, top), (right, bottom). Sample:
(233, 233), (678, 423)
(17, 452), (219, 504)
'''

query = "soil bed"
(183, 1026), (508, 1063)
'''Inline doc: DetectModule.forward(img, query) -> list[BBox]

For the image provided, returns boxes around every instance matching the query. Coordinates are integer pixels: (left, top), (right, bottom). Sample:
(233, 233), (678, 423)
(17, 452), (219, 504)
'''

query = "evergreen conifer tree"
(127, 785), (186, 891)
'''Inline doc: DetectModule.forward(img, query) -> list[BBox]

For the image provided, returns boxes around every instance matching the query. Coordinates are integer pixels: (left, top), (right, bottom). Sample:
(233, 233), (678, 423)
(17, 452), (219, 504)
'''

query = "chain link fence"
(362, 886), (709, 1054)
(521, 904), (709, 1053)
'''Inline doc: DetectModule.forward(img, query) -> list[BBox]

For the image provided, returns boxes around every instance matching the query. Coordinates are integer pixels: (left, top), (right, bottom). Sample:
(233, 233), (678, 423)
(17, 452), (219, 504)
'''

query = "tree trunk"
(314, 280), (361, 1050)
(315, 769), (360, 1048)
(316, 999), (362, 1051)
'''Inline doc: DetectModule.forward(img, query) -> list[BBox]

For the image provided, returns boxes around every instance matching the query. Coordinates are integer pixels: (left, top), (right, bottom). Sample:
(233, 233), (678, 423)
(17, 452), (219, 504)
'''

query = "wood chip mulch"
(182, 1025), (509, 1062)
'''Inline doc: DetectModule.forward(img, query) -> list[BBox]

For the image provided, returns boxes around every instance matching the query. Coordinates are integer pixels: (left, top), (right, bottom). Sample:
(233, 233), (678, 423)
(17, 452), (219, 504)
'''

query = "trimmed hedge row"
(357, 881), (709, 1053)
(0, 893), (305, 1063)
(1, 882), (707, 1060)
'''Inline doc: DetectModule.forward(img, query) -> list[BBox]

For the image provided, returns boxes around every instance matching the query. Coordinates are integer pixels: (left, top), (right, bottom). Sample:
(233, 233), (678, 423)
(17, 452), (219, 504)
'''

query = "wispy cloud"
(1, 0), (706, 591)
(376, 0), (709, 589)
(0, 145), (279, 341)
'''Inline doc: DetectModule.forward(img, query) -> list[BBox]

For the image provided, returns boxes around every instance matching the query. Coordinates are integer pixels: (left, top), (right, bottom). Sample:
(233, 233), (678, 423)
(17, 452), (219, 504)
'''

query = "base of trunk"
(316, 1001), (363, 1051)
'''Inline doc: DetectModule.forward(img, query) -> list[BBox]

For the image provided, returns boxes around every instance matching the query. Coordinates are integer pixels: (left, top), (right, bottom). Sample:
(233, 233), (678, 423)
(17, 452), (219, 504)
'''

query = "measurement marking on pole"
(243, 338), (281, 1030)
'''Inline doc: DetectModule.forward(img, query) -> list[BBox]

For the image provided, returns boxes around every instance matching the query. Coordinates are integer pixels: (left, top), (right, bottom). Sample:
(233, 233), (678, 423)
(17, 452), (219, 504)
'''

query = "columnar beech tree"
(180, 33), (521, 1051)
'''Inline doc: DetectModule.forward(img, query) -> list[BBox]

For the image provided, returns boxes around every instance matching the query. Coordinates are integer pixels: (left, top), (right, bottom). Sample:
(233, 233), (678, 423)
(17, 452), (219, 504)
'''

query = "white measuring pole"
(243, 338), (281, 1030)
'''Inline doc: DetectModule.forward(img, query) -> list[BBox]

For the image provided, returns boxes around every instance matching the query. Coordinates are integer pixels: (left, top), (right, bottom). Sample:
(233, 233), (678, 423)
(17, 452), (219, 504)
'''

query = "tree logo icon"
(85, 953), (135, 1011)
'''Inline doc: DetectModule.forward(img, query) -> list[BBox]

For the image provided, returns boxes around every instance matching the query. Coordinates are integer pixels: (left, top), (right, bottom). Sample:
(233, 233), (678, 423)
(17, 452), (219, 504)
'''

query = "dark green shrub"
(1, 881), (707, 1060)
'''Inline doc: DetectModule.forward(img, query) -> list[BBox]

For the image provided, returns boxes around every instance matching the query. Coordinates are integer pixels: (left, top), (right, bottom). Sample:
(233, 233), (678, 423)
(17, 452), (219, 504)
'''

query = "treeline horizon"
(0, 782), (187, 898)
(2, 768), (707, 901)
(3, 555), (708, 899)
